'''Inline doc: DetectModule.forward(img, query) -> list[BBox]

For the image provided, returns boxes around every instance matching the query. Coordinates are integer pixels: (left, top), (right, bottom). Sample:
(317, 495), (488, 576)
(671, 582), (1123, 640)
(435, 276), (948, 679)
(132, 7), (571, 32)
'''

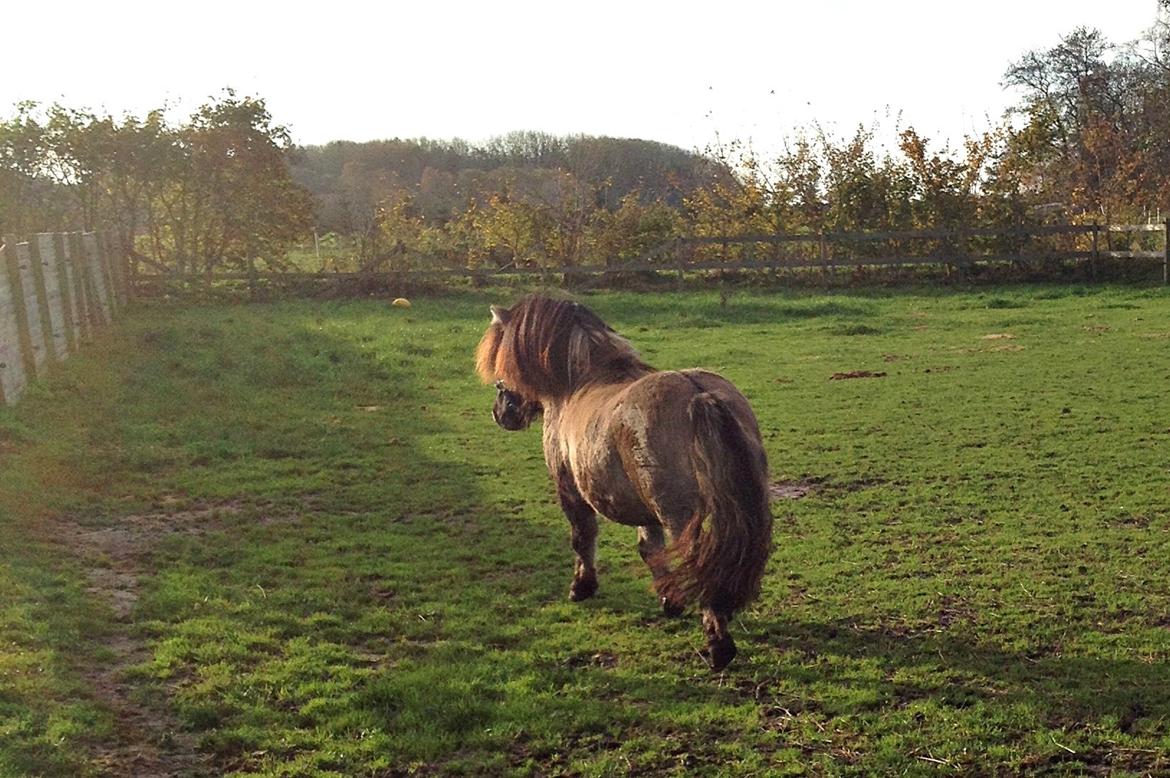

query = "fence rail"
(1, 231), (127, 406)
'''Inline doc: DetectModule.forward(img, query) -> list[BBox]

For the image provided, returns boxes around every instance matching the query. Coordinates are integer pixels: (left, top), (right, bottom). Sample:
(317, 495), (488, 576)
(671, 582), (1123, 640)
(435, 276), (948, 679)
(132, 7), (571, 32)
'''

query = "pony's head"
(491, 380), (543, 431)
(475, 295), (649, 401)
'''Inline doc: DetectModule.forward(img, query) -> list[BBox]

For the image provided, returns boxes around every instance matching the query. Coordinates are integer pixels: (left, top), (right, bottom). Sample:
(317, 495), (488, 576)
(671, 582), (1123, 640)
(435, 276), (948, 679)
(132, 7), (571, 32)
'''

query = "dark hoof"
(660, 596), (685, 618)
(569, 576), (598, 602)
(706, 635), (738, 672)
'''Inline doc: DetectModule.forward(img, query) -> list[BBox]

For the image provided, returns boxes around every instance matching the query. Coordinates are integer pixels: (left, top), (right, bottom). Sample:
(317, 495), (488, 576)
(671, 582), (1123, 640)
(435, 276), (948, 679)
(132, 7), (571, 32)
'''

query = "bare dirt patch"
(69, 502), (241, 619)
(770, 477), (831, 500)
(829, 371), (887, 380)
(770, 477), (885, 501)
(52, 501), (245, 777)
(770, 480), (819, 500)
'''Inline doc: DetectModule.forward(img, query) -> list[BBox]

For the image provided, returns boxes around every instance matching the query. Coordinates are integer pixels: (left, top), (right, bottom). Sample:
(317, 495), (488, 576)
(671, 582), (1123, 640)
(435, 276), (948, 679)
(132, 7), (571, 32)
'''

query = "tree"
(1001, 24), (1169, 221)
(0, 93), (314, 279)
(170, 93), (314, 276)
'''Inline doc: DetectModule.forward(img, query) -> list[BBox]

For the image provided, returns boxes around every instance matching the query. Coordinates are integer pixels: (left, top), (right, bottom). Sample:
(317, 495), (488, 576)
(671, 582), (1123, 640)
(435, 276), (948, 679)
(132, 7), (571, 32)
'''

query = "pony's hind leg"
(637, 525), (684, 617)
(556, 469), (599, 602)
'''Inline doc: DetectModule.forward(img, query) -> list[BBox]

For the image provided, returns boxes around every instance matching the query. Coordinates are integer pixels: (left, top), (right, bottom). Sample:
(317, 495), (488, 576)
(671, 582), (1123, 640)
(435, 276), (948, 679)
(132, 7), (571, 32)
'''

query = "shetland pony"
(476, 295), (772, 670)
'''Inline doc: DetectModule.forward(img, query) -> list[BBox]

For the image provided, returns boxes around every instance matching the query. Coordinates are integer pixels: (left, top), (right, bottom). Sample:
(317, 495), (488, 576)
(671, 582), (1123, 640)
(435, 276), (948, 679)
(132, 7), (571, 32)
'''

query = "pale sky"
(4, 1), (1162, 155)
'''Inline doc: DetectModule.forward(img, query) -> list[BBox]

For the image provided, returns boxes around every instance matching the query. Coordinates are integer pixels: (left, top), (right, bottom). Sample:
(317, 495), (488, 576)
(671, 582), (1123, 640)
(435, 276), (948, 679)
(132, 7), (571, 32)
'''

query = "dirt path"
(57, 503), (238, 777)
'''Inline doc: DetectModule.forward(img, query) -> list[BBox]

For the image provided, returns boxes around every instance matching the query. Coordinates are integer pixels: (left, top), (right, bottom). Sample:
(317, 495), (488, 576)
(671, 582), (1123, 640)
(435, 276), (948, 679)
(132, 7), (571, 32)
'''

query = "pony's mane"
(476, 295), (652, 399)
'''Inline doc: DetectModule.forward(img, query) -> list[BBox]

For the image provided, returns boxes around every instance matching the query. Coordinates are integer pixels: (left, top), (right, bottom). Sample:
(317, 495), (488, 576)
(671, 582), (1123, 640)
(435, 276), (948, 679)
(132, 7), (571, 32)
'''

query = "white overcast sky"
(4, 1), (1162, 155)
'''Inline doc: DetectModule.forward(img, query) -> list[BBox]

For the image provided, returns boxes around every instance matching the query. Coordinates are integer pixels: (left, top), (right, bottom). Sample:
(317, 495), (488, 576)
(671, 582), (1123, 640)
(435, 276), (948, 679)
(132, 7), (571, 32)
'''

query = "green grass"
(3, 284), (1170, 775)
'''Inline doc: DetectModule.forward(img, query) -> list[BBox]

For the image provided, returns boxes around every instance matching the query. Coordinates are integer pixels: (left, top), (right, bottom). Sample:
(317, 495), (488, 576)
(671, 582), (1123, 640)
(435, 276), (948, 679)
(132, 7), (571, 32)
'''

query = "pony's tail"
(659, 393), (772, 615)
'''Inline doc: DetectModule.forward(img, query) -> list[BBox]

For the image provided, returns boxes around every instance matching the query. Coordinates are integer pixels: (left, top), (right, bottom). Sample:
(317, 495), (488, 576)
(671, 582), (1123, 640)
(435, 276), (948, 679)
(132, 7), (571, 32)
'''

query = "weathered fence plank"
(96, 232), (118, 311)
(36, 233), (71, 361)
(102, 233), (127, 308)
(1108, 224), (1165, 232)
(82, 232), (113, 325)
(0, 243), (29, 406)
(1102, 251), (1163, 259)
(2, 236), (37, 384)
(67, 232), (92, 340)
(14, 241), (50, 377)
(99, 232), (122, 312)
(54, 232), (81, 349)
(76, 232), (105, 330)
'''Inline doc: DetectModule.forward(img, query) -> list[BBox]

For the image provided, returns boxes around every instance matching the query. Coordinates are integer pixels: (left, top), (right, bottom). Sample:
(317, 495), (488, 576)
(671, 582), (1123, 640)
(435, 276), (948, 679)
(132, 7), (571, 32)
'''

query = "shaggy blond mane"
(475, 295), (651, 399)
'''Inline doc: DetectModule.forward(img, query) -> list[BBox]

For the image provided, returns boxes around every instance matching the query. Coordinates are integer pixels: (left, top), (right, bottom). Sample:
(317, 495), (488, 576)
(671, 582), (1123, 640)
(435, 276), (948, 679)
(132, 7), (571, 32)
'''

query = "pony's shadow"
(741, 616), (1169, 725)
(571, 554), (1163, 725)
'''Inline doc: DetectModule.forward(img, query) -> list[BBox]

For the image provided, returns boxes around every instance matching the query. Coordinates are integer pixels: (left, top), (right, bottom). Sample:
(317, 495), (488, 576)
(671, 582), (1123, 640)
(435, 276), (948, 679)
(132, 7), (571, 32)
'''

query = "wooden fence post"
(1164, 220), (1169, 286)
(247, 256), (258, 301)
(956, 227), (971, 277)
(1090, 223), (1100, 280)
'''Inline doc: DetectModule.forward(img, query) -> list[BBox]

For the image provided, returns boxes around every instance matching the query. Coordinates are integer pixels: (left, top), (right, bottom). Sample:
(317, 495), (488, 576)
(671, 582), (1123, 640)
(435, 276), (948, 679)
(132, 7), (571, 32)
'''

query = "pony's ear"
(490, 305), (511, 326)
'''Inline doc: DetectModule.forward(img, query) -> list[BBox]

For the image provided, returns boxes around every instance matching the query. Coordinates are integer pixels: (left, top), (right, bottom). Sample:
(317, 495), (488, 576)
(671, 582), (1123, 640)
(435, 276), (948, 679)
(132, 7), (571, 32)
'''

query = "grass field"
(3, 284), (1170, 776)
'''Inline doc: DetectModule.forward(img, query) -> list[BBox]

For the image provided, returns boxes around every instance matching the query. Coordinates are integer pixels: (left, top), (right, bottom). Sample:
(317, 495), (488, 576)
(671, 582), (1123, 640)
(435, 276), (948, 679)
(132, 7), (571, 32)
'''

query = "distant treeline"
(286, 132), (733, 269)
(2, 12), (1168, 278)
(291, 133), (726, 228)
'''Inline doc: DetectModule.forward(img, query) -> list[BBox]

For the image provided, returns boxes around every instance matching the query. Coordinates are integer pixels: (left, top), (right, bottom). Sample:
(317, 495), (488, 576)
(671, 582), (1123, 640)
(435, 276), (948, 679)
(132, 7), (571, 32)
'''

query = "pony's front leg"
(637, 525), (684, 617)
(556, 469), (599, 602)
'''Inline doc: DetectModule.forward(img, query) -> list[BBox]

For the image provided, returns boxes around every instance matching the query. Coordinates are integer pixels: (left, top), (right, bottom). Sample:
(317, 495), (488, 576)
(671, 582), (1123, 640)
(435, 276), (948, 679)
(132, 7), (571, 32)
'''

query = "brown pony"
(476, 295), (772, 670)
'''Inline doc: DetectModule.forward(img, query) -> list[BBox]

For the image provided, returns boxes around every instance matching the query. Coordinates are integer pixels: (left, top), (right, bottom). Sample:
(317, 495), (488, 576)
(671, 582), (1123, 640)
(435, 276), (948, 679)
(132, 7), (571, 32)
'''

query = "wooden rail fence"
(3, 221), (1158, 406)
(129, 221), (1170, 294)
(1, 232), (127, 406)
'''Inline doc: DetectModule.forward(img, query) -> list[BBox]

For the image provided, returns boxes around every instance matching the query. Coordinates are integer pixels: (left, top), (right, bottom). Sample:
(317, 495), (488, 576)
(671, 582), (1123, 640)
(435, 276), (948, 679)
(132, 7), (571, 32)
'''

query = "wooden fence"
(129, 221), (1170, 294)
(0, 232), (127, 406)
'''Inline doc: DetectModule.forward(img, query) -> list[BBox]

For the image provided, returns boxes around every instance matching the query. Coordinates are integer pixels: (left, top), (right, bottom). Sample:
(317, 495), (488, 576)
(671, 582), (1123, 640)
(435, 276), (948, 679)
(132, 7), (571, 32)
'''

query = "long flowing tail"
(659, 392), (772, 615)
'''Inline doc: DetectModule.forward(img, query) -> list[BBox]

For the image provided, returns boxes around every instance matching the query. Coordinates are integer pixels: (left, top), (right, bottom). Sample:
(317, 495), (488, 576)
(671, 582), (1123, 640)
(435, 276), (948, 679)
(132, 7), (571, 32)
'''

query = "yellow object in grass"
(392, 298), (412, 308)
